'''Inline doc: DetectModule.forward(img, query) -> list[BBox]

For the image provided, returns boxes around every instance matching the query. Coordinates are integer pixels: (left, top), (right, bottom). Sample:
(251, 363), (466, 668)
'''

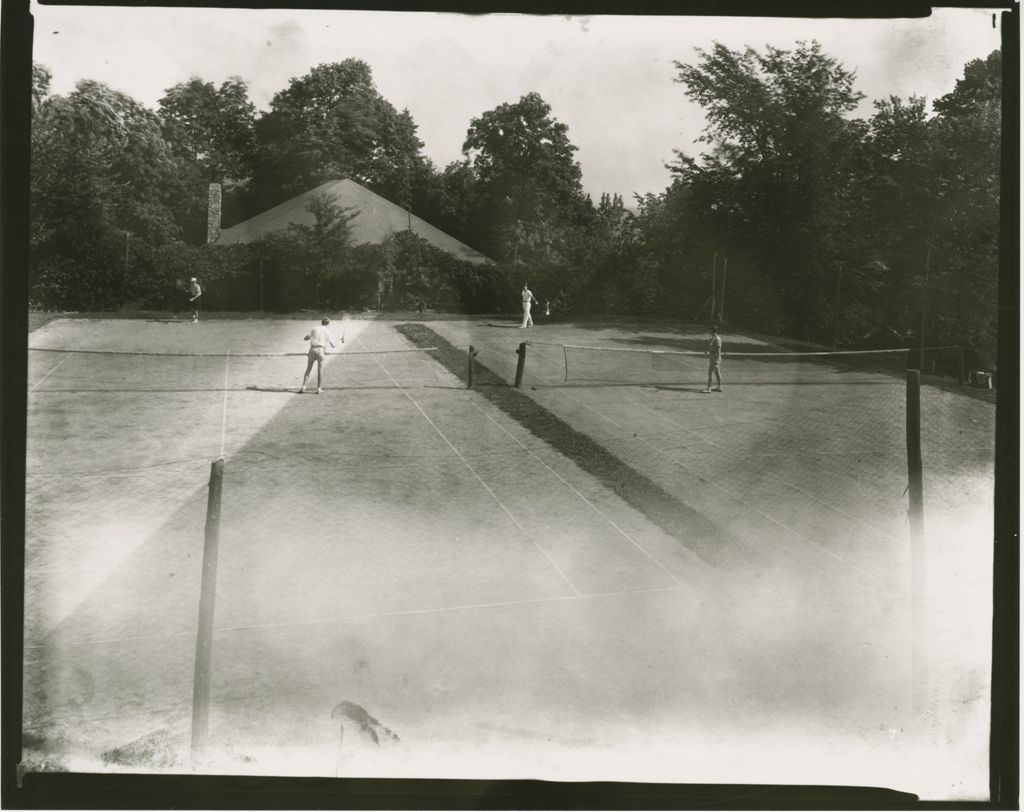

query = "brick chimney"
(206, 182), (222, 243)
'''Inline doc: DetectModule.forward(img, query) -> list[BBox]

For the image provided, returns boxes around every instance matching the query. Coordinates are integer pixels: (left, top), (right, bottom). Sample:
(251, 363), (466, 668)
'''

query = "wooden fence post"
(191, 458), (225, 764)
(467, 345), (478, 389)
(514, 343), (527, 389)
(906, 370), (927, 715)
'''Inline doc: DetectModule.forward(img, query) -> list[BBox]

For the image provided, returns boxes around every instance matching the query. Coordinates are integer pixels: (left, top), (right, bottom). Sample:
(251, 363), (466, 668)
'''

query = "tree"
(852, 52), (1000, 364)
(159, 77), (257, 183)
(671, 41), (869, 338)
(460, 92), (595, 305)
(579, 193), (645, 312)
(251, 60), (427, 209)
(157, 77), (258, 242)
(285, 193), (361, 309)
(32, 64), (51, 112)
(933, 50), (1001, 117)
(31, 79), (183, 307)
(927, 50), (1001, 363)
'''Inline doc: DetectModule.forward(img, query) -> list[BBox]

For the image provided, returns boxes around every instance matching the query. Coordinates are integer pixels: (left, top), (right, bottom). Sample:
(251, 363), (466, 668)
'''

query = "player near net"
(299, 317), (344, 394)
(701, 323), (723, 393)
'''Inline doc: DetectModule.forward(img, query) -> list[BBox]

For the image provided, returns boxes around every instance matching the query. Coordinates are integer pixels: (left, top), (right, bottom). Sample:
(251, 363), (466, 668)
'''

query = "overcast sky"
(31, 5), (1002, 202)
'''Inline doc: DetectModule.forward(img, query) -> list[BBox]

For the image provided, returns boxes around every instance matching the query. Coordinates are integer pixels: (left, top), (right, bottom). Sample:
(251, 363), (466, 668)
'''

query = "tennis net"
(547, 343), (963, 387)
(27, 345), (442, 392)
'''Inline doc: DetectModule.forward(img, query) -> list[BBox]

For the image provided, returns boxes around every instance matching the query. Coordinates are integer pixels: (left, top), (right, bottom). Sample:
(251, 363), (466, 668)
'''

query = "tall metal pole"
(467, 345), (477, 389)
(832, 265), (843, 349)
(906, 370), (927, 715)
(514, 343), (527, 389)
(921, 240), (937, 366)
(191, 458), (225, 764)
(720, 256), (727, 322)
(710, 253), (717, 324)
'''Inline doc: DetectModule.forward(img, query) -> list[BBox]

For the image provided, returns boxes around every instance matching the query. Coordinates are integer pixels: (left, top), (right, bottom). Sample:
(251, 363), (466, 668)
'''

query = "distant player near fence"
(300, 318), (343, 394)
(701, 324), (723, 393)
(188, 278), (203, 324)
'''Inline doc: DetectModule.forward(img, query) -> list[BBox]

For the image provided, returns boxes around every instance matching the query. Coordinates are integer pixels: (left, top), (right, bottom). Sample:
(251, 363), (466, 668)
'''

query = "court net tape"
(27, 345), (443, 392)
(526, 342), (963, 384)
(28, 347), (438, 357)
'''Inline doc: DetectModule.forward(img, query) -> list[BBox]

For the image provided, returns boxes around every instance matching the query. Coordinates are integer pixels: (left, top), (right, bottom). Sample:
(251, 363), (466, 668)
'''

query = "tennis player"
(188, 277), (202, 323)
(519, 283), (537, 328)
(300, 318), (343, 394)
(702, 324), (723, 393)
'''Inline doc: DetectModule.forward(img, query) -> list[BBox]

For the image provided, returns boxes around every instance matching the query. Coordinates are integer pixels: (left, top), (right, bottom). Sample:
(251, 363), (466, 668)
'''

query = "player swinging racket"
(300, 317), (344, 394)
(701, 324), (723, 393)
(188, 277), (202, 323)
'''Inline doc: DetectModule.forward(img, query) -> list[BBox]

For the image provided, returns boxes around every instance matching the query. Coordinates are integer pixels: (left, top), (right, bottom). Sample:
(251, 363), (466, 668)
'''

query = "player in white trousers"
(300, 318), (343, 394)
(520, 283), (537, 328)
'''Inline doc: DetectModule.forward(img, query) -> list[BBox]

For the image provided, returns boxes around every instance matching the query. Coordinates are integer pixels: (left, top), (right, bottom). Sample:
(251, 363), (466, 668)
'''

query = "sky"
(30, 5), (1002, 202)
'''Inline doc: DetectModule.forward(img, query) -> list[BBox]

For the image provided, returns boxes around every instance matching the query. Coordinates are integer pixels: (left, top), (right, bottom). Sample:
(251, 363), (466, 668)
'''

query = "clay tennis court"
(23, 316), (994, 793)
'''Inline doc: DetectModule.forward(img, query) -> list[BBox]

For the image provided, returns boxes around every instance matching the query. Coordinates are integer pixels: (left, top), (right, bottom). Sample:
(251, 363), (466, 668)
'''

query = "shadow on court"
(26, 319), (755, 776)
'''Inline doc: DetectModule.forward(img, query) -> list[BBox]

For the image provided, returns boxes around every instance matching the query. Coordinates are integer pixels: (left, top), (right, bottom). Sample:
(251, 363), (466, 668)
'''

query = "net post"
(710, 253), (717, 324)
(515, 343), (527, 389)
(905, 370), (928, 716)
(191, 458), (225, 765)
(467, 345), (478, 389)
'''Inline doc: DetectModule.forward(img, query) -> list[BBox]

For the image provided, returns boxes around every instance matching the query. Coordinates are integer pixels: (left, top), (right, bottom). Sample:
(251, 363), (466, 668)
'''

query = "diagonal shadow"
(395, 323), (760, 571)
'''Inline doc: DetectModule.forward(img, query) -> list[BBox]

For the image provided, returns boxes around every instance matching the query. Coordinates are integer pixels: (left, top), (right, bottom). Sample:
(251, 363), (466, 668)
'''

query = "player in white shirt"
(188, 277), (202, 323)
(519, 283), (537, 328)
(300, 318), (343, 394)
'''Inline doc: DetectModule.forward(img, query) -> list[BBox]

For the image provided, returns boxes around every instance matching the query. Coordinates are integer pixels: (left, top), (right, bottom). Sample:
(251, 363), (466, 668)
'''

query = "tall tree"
(672, 41), (867, 337)
(158, 77), (258, 240)
(251, 60), (427, 208)
(159, 77), (257, 183)
(933, 50), (1001, 117)
(31, 79), (183, 307)
(461, 91), (593, 299)
(927, 50), (1001, 361)
(32, 64), (52, 112)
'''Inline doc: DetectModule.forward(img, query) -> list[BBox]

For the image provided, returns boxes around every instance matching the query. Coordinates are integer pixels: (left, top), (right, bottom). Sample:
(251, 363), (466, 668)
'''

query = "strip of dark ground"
(395, 322), (757, 570)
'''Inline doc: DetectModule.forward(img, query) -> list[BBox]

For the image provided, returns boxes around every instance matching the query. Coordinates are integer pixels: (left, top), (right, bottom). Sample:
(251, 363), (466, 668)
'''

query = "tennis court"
(23, 317), (994, 793)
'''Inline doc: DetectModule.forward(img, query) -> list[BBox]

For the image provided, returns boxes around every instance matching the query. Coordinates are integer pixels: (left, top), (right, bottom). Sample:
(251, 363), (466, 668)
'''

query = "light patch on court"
(27, 318), (375, 635)
(40, 518), (175, 633)
(135, 725), (988, 799)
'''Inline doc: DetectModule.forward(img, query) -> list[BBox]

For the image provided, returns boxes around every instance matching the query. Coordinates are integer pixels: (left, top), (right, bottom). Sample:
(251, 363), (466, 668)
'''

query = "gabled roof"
(215, 178), (493, 266)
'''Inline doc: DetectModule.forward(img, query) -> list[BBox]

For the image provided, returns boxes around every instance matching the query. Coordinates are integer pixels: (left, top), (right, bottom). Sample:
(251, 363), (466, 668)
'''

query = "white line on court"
(23, 584), (688, 647)
(22, 701), (191, 733)
(217, 584), (687, 632)
(510, 340), (888, 585)
(461, 395), (687, 588)
(219, 352), (231, 458)
(28, 321), (104, 392)
(355, 335), (582, 597)
(607, 387), (903, 545)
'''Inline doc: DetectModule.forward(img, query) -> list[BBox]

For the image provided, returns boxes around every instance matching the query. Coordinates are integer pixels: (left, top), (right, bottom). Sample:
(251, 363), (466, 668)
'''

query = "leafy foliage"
(251, 60), (427, 211)
(31, 79), (184, 308)
(28, 45), (1001, 367)
(659, 41), (1000, 363)
(158, 77), (258, 240)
